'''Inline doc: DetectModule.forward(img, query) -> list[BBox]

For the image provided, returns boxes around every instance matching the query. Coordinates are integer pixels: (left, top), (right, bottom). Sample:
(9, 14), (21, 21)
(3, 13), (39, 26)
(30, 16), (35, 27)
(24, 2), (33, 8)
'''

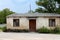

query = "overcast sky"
(0, 0), (38, 13)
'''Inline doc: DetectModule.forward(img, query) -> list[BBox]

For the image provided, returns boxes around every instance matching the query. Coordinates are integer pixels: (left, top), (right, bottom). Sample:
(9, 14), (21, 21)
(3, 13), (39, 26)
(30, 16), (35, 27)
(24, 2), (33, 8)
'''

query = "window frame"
(49, 19), (56, 27)
(13, 19), (19, 27)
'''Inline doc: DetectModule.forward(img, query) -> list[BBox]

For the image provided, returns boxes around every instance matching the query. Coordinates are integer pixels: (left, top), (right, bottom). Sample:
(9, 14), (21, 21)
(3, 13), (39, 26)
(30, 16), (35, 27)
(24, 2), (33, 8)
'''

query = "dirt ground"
(0, 32), (60, 40)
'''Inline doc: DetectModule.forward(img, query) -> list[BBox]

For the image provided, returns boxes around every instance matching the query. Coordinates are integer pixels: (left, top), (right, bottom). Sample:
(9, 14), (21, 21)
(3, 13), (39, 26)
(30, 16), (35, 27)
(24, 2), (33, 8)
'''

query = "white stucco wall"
(36, 17), (49, 29)
(7, 17), (29, 29)
(56, 18), (60, 26)
(7, 17), (60, 30)
(20, 18), (29, 29)
(7, 18), (13, 29)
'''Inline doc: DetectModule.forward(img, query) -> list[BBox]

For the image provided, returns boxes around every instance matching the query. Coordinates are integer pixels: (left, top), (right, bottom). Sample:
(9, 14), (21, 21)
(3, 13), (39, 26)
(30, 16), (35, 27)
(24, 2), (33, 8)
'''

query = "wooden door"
(29, 19), (36, 32)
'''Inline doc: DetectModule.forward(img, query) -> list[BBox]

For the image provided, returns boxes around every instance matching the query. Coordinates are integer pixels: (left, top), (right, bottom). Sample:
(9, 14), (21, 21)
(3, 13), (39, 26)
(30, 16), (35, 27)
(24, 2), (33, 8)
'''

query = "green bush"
(22, 29), (29, 32)
(0, 27), (7, 32)
(37, 26), (60, 34)
(37, 27), (51, 33)
(6, 29), (29, 32)
(53, 26), (60, 33)
(2, 27), (7, 32)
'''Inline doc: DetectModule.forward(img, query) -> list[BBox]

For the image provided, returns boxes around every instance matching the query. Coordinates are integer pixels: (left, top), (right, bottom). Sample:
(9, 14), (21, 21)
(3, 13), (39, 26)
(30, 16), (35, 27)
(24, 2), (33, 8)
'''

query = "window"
(49, 19), (55, 27)
(13, 19), (19, 27)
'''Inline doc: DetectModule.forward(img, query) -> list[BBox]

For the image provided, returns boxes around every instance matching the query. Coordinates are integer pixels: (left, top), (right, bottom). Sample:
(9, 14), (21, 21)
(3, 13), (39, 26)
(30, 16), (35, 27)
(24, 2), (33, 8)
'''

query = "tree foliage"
(0, 8), (15, 24)
(35, 7), (47, 13)
(54, 0), (60, 4)
(54, 0), (60, 8)
(35, 0), (58, 13)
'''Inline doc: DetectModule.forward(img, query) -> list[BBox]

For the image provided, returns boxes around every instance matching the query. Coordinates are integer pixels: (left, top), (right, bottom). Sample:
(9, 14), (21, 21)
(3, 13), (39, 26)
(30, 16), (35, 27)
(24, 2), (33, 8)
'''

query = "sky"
(0, 0), (38, 13)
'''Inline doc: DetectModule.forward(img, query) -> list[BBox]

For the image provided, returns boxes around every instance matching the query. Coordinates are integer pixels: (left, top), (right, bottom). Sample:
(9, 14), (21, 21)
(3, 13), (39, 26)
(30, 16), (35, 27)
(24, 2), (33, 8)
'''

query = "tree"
(35, 7), (47, 13)
(35, 0), (57, 13)
(54, 0), (60, 14)
(54, 0), (60, 8)
(0, 8), (15, 24)
(54, 0), (60, 4)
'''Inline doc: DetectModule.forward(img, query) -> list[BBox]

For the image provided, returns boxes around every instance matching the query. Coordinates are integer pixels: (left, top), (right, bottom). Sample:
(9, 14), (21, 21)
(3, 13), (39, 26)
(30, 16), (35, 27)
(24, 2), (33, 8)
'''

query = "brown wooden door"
(29, 19), (36, 32)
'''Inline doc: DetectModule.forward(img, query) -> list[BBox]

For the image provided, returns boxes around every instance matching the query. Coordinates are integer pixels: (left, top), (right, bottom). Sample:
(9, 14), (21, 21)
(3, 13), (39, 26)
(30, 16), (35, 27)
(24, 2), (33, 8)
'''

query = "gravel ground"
(0, 32), (60, 40)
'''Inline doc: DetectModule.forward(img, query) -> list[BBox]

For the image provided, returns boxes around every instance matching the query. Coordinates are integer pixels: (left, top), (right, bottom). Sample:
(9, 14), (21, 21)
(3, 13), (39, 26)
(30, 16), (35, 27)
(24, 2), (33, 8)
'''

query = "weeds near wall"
(36, 26), (60, 34)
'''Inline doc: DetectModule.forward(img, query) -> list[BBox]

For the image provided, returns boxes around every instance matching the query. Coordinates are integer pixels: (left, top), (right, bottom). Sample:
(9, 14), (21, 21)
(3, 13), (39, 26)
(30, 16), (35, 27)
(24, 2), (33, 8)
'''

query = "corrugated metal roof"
(7, 13), (60, 17)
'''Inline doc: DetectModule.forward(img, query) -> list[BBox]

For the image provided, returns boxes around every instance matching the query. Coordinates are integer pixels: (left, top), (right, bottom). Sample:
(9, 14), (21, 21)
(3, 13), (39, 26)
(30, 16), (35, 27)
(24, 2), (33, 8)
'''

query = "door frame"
(29, 19), (36, 32)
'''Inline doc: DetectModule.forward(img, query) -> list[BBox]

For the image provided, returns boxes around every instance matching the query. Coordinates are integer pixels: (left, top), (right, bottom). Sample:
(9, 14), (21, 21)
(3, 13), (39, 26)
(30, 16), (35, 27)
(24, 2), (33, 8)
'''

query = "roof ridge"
(7, 13), (60, 18)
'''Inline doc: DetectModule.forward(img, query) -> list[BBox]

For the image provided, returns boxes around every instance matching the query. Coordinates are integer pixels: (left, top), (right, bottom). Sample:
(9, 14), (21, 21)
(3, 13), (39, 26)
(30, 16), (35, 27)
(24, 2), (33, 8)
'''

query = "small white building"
(6, 13), (60, 32)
